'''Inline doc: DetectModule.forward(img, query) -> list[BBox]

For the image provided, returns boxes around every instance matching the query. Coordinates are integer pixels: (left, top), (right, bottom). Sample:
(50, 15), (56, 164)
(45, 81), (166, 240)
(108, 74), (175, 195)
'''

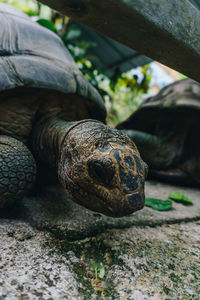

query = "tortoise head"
(58, 121), (147, 217)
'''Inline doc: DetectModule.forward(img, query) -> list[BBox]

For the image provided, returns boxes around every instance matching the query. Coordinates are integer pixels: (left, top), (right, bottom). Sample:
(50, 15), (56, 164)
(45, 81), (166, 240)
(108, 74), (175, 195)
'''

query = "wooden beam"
(39, 0), (200, 82)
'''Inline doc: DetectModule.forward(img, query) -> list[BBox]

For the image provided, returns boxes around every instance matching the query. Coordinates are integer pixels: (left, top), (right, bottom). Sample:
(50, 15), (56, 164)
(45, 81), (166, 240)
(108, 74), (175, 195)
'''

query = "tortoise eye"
(87, 158), (115, 187)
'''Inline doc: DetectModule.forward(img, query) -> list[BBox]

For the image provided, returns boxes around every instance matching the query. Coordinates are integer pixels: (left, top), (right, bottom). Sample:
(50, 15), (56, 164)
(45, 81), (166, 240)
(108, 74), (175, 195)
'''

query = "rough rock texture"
(62, 221), (200, 299)
(1, 181), (200, 299)
(16, 181), (200, 240)
(0, 220), (83, 300)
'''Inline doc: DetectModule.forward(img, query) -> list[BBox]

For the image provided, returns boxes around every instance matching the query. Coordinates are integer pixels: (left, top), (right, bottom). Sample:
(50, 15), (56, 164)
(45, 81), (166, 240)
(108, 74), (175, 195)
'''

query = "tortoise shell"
(0, 3), (106, 143)
(119, 79), (200, 132)
(118, 79), (200, 185)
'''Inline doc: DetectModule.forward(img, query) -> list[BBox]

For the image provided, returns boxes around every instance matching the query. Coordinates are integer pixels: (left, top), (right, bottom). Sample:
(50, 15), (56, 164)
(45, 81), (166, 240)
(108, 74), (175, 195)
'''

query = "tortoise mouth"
(60, 163), (145, 217)
(82, 187), (145, 218)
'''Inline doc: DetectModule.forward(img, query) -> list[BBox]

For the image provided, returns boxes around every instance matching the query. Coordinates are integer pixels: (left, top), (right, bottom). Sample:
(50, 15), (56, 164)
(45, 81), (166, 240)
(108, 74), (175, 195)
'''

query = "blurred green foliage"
(0, 0), (151, 125)
(0, 0), (38, 14)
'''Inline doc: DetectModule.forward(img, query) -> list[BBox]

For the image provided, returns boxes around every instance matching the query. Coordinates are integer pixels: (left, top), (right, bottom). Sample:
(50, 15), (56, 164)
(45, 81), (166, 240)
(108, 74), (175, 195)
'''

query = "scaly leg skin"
(122, 129), (196, 186)
(149, 168), (195, 187)
(0, 136), (37, 208)
(121, 129), (183, 169)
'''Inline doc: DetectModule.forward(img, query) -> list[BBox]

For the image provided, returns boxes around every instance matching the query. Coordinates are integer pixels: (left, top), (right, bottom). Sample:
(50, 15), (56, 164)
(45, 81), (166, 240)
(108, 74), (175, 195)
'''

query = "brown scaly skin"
(0, 136), (36, 208)
(33, 119), (147, 217)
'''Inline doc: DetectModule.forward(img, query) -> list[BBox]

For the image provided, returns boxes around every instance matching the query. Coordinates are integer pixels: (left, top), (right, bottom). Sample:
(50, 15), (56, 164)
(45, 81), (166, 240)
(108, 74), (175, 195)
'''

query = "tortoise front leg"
(121, 129), (166, 168)
(0, 136), (36, 208)
(148, 168), (193, 186)
(122, 129), (186, 172)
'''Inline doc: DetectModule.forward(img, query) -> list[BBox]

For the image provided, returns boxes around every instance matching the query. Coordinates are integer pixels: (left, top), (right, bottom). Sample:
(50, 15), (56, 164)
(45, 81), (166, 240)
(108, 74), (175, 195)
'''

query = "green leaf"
(168, 191), (193, 205)
(98, 267), (105, 279)
(91, 263), (101, 270)
(145, 198), (173, 211)
(37, 19), (57, 33)
(91, 263), (105, 279)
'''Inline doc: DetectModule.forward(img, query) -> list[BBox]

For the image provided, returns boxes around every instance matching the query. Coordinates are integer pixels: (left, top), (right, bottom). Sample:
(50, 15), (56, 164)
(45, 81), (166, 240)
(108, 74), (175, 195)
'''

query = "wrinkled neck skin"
(33, 118), (71, 168)
(32, 118), (99, 168)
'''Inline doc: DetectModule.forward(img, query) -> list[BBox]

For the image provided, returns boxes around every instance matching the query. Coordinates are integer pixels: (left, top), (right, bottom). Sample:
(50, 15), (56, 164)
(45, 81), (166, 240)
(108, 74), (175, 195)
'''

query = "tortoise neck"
(32, 119), (75, 169)
(32, 118), (102, 169)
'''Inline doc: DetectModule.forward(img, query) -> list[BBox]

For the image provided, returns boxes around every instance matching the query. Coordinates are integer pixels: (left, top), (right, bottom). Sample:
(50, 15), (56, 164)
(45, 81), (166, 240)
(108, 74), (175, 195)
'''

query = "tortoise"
(0, 4), (147, 217)
(118, 78), (200, 187)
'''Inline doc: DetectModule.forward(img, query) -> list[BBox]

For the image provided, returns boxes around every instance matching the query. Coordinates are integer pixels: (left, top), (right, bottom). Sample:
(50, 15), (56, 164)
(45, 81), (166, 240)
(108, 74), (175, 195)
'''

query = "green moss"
(169, 273), (179, 283)
(72, 262), (94, 297)
(56, 238), (121, 299)
(10, 279), (18, 286)
(168, 263), (175, 270)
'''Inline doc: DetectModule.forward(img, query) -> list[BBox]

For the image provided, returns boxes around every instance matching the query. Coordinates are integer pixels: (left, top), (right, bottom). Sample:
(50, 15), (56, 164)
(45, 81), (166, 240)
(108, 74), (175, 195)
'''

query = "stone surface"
(1, 181), (200, 299)
(15, 181), (200, 240)
(0, 220), (83, 300)
(0, 219), (200, 299)
(40, 0), (200, 82)
(64, 221), (200, 299)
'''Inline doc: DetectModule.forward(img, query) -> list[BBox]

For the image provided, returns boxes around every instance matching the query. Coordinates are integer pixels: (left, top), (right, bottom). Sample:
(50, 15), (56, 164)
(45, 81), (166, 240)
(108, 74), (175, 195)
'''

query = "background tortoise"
(118, 78), (200, 187)
(0, 4), (147, 217)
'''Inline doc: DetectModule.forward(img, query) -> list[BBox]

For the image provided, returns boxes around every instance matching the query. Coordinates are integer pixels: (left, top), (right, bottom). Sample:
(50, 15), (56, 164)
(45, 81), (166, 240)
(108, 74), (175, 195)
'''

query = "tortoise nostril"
(126, 192), (145, 211)
(88, 158), (115, 186)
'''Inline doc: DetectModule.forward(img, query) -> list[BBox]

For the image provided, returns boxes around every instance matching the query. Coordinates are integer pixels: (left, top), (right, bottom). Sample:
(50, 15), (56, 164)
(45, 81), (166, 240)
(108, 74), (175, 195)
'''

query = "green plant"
(168, 191), (193, 205)
(91, 263), (105, 280)
(145, 198), (173, 211)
